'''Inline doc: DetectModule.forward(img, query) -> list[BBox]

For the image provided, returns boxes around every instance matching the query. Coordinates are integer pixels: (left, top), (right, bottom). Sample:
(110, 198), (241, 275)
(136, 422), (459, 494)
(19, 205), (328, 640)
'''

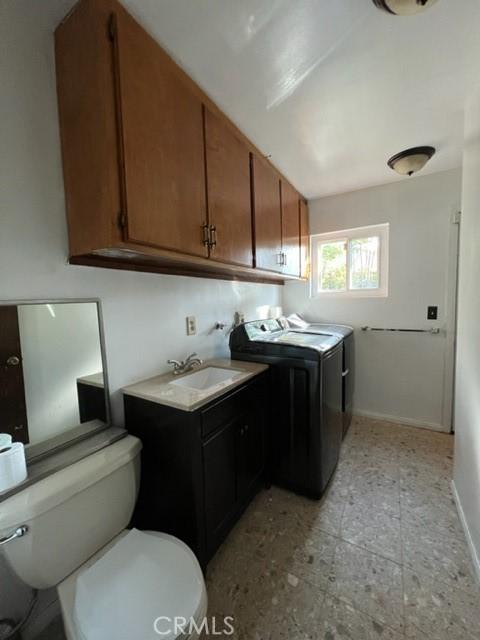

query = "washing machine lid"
(286, 314), (353, 338)
(272, 331), (341, 352)
(302, 323), (354, 338)
(72, 529), (205, 640)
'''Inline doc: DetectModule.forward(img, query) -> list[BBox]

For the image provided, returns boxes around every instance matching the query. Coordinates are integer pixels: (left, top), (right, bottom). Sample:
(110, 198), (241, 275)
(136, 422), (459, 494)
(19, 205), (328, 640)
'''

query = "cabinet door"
(300, 198), (310, 279)
(251, 155), (283, 273)
(237, 408), (265, 500)
(204, 108), (253, 267)
(203, 419), (237, 556)
(281, 181), (301, 277)
(113, 9), (207, 257)
(0, 306), (29, 444)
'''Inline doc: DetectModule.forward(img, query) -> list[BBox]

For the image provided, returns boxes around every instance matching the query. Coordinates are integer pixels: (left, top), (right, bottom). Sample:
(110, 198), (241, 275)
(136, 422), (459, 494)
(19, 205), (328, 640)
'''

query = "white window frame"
(310, 223), (389, 299)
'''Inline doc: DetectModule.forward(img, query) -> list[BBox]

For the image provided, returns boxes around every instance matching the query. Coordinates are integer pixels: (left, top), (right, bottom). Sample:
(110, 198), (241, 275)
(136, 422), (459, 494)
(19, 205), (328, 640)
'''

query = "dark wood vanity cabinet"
(124, 373), (268, 567)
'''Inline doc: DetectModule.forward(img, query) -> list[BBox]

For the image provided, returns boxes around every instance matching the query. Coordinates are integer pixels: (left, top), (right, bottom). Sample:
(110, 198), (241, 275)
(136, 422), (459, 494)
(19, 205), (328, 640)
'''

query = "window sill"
(309, 289), (389, 300)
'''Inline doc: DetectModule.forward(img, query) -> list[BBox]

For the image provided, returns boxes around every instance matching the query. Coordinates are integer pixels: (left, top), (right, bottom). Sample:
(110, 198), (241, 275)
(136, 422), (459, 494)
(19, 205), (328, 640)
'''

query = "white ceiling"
(47, 0), (480, 198)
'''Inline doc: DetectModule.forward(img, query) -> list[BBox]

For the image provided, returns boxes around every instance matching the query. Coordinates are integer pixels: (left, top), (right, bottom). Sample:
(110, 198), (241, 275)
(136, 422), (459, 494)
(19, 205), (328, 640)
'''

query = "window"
(311, 224), (389, 298)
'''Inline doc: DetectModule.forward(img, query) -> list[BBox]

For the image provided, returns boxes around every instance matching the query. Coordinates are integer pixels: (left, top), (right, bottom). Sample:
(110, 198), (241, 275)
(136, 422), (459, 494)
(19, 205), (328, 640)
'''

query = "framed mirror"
(0, 299), (110, 460)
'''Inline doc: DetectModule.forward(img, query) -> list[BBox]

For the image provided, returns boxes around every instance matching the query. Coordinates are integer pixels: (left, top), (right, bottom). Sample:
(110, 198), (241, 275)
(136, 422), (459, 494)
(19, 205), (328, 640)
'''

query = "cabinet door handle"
(202, 223), (210, 247)
(276, 252), (283, 265)
(209, 225), (217, 250)
(244, 424), (249, 432)
(282, 252), (287, 266)
(6, 356), (20, 366)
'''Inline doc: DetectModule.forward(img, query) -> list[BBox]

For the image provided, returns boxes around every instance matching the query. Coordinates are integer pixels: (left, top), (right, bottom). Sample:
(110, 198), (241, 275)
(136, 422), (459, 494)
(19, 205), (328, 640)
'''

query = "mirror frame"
(0, 298), (111, 462)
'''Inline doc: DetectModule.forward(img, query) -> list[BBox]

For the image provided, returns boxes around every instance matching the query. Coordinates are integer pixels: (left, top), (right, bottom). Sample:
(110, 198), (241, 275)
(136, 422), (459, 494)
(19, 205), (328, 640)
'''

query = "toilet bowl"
(0, 436), (207, 640)
(59, 529), (207, 640)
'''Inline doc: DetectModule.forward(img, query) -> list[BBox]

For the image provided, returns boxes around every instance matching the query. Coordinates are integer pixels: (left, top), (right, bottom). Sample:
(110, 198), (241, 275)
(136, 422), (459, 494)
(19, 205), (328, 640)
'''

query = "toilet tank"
(0, 436), (142, 589)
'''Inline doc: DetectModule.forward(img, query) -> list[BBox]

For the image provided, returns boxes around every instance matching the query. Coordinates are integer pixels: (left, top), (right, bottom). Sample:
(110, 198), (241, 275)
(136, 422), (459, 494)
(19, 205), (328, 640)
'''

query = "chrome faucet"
(167, 352), (203, 375)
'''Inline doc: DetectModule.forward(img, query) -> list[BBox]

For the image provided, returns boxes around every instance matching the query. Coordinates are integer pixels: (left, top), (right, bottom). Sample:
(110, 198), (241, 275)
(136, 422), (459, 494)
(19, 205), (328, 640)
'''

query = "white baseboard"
(451, 480), (480, 585)
(353, 410), (449, 433)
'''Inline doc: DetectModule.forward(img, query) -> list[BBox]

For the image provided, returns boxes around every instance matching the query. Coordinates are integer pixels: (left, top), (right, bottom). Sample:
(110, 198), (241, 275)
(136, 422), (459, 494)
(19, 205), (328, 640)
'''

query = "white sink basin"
(170, 367), (243, 392)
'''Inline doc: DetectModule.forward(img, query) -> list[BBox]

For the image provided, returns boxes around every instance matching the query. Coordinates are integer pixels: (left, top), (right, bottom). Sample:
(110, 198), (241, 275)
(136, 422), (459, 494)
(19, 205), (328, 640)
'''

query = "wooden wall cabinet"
(204, 107), (253, 268)
(280, 179), (301, 277)
(113, 8), (208, 258)
(251, 154), (283, 273)
(252, 157), (306, 278)
(300, 198), (310, 279)
(55, 0), (308, 283)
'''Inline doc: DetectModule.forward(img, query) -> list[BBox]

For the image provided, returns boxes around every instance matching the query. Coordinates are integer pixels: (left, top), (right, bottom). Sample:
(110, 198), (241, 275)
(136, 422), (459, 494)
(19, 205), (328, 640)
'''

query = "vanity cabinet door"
(113, 6), (207, 257)
(203, 418), (238, 557)
(237, 408), (265, 500)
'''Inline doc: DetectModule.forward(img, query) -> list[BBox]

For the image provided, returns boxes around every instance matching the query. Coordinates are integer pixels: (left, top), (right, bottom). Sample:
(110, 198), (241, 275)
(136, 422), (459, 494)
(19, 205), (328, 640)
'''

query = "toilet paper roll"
(0, 434), (12, 448)
(0, 442), (27, 494)
(0, 433), (12, 449)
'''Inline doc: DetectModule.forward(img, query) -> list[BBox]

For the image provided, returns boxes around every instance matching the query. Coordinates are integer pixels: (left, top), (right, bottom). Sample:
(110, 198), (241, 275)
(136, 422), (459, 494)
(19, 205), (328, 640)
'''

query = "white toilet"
(0, 436), (208, 640)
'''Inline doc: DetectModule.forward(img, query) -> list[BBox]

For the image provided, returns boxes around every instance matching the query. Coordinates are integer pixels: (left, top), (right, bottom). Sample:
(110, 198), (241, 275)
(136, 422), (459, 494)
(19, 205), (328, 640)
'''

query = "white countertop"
(122, 359), (268, 412)
(76, 372), (104, 388)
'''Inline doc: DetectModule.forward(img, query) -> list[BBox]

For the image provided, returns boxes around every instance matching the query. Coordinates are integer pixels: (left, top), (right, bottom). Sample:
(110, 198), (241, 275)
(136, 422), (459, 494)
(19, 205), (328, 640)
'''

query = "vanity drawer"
(201, 376), (264, 439)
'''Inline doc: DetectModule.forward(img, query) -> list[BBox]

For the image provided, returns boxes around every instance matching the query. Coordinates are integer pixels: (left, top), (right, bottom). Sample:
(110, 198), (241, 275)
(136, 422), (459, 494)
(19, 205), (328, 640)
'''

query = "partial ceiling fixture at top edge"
(372, 0), (439, 16)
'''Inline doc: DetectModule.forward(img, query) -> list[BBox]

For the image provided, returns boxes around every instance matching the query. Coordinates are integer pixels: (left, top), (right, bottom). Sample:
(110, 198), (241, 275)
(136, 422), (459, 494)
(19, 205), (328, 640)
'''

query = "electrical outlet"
(234, 311), (245, 326)
(427, 306), (438, 320)
(186, 316), (196, 336)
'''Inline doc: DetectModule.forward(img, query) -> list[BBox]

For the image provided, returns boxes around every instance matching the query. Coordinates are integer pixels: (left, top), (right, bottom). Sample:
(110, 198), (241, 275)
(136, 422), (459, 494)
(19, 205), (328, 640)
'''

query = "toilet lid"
(73, 529), (205, 640)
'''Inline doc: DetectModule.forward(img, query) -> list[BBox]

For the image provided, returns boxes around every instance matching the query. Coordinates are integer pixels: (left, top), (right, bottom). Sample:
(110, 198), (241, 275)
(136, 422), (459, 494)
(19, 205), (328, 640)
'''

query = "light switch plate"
(186, 316), (196, 336)
(427, 306), (438, 320)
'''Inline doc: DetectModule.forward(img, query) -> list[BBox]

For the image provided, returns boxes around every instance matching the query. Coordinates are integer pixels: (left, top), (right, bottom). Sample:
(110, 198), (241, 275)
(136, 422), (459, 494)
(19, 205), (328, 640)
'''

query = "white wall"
(18, 303), (103, 444)
(0, 0), (281, 428)
(453, 86), (480, 579)
(0, 0), (280, 631)
(283, 170), (462, 430)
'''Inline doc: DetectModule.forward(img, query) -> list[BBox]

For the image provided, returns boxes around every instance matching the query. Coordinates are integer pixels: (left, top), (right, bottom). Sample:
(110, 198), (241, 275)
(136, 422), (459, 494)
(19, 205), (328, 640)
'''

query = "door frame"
(442, 211), (461, 433)
(0, 298), (112, 461)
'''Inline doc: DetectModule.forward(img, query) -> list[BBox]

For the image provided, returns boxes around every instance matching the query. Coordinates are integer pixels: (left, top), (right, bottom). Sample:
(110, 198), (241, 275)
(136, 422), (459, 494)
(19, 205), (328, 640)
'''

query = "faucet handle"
(184, 352), (198, 363)
(167, 358), (183, 373)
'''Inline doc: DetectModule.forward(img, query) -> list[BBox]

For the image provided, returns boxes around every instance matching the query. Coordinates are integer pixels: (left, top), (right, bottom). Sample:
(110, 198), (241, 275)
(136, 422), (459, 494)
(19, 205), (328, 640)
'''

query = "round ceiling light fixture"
(387, 146), (436, 176)
(372, 0), (439, 15)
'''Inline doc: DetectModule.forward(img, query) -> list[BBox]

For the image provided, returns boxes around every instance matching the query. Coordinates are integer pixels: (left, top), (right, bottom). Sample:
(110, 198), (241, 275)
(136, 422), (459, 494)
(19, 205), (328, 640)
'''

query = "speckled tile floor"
(204, 417), (480, 639)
